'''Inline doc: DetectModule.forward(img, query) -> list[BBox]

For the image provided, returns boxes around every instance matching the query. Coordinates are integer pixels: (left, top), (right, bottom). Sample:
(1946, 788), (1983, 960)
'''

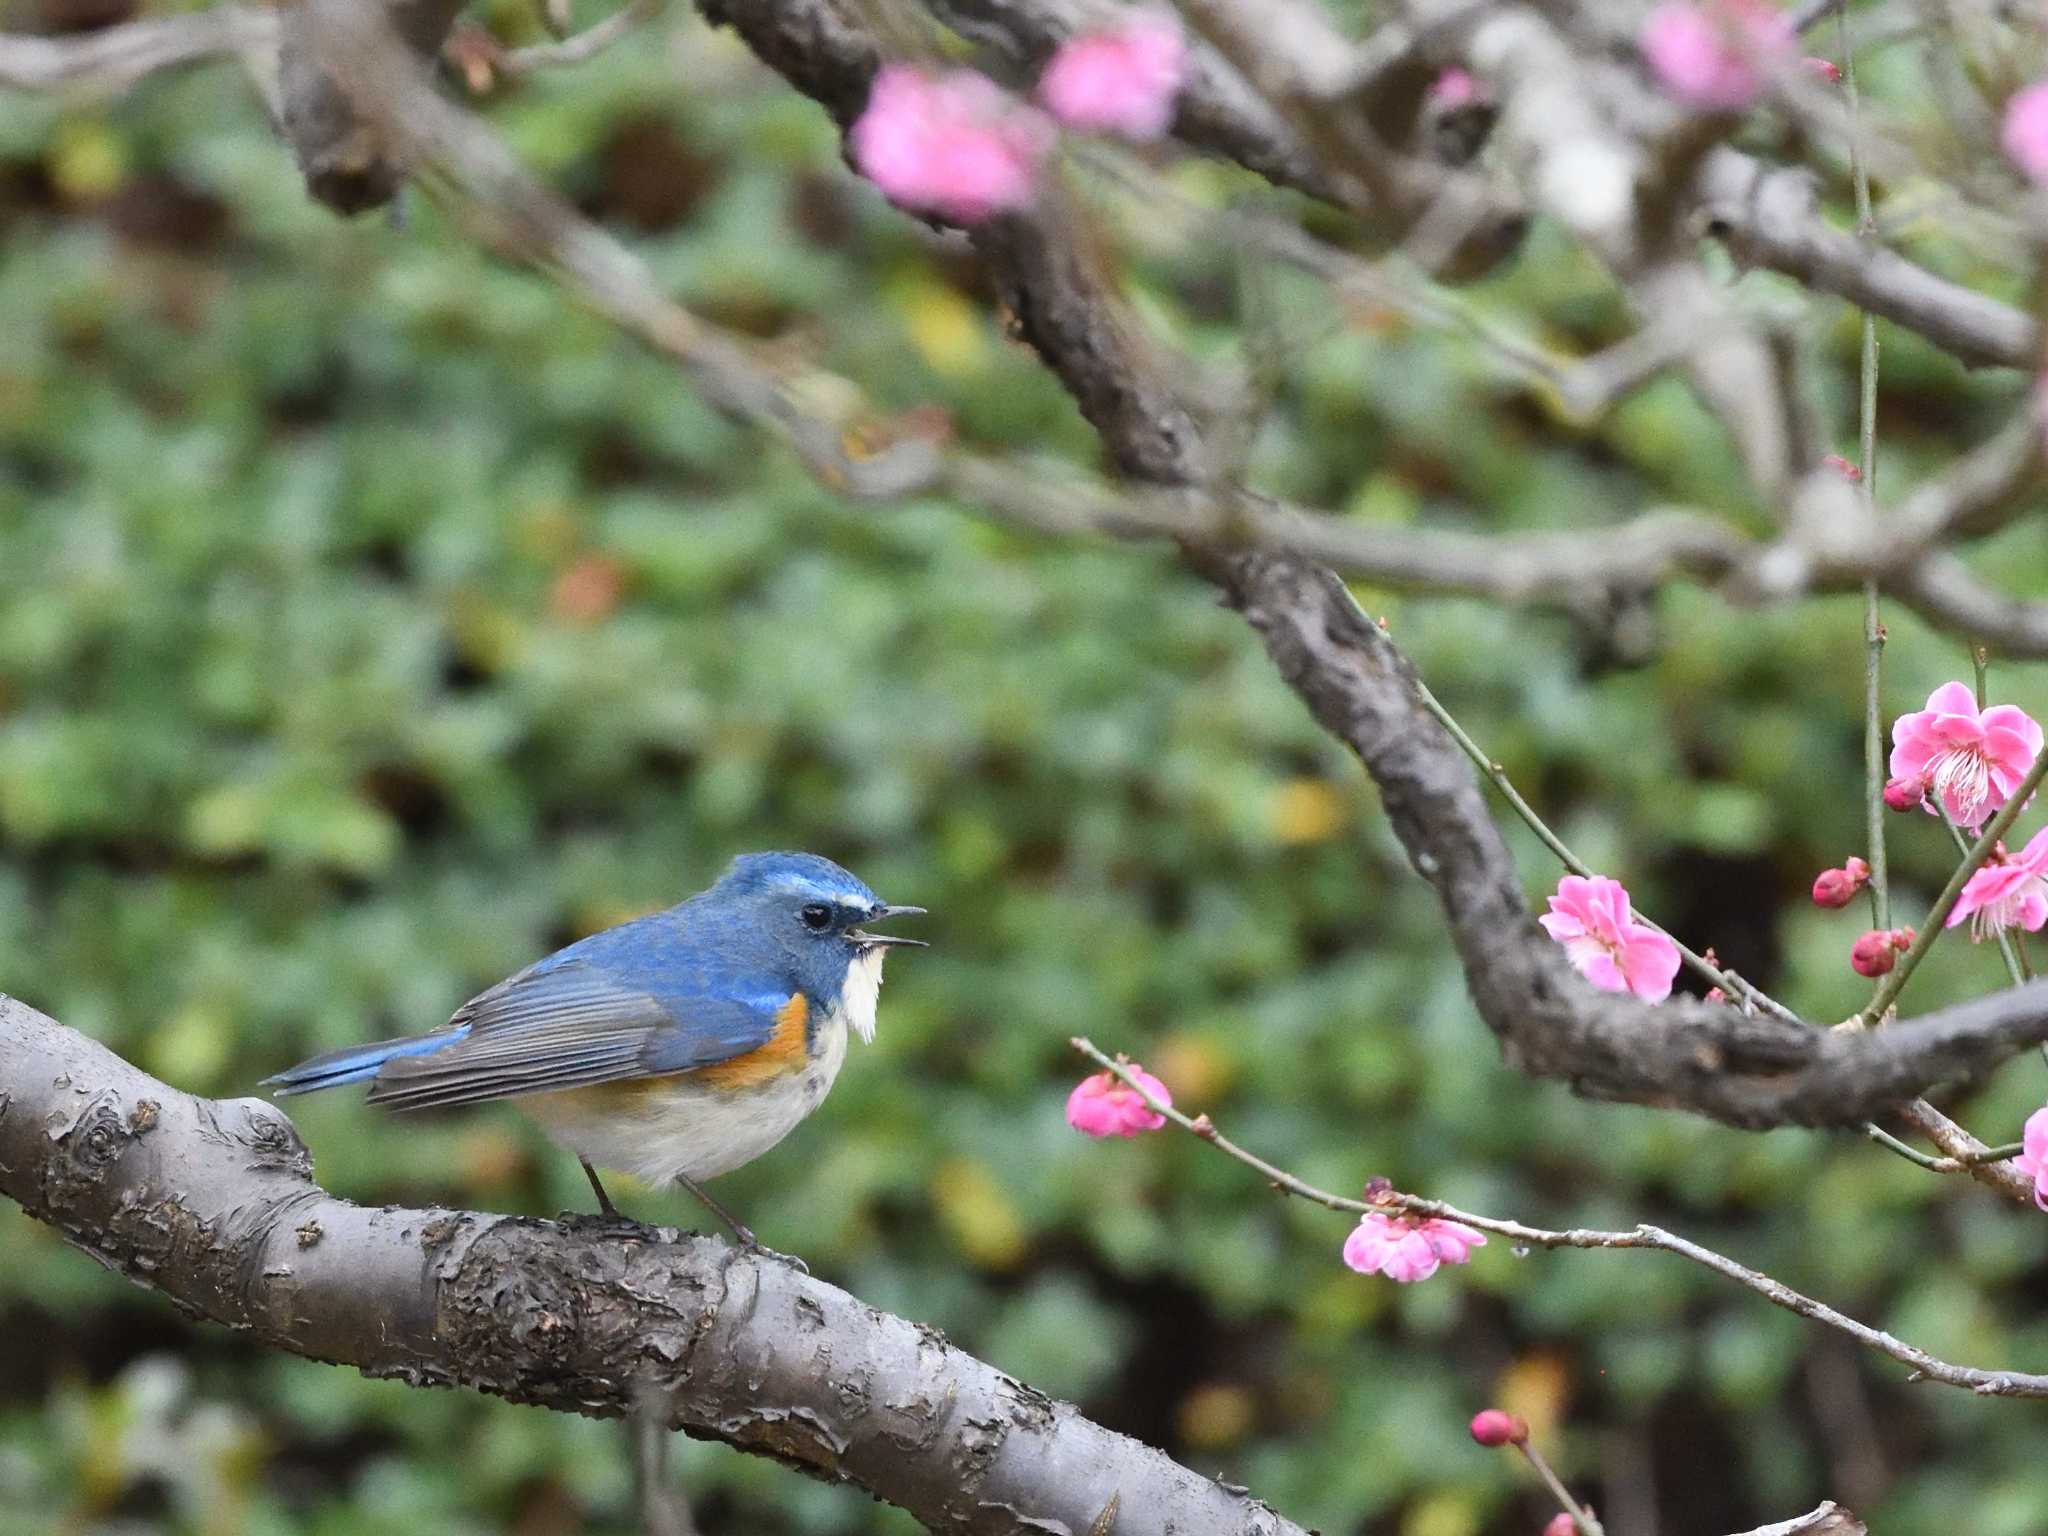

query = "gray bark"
(0, 993), (1302, 1536)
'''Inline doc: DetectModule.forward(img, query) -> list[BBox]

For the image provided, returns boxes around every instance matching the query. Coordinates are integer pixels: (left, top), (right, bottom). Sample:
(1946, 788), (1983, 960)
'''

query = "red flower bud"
(1469, 1408), (1528, 1447)
(1811, 868), (1858, 908)
(1851, 929), (1897, 977)
(1802, 57), (1843, 85)
(1883, 776), (1925, 812)
(1812, 857), (1872, 908)
(1891, 926), (1915, 950)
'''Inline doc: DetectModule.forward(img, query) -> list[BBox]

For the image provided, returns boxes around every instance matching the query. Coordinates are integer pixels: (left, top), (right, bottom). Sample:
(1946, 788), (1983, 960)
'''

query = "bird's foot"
(736, 1235), (809, 1274)
(564, 1208), (658, 1241)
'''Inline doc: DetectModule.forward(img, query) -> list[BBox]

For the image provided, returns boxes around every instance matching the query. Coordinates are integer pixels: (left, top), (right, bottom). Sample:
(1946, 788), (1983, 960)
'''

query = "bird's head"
(713, 852), (925, 1039)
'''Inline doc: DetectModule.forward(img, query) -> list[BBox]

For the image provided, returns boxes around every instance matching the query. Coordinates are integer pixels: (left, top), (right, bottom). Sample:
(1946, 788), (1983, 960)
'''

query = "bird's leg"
(673, 1172), (806, 1273)
(571, 1158), (654, 1237)
(579, 1157), (620, 1217)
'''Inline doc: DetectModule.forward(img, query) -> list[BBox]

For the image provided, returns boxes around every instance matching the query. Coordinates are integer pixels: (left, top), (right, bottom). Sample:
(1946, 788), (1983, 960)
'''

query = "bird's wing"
(364, 957), (789, 1111)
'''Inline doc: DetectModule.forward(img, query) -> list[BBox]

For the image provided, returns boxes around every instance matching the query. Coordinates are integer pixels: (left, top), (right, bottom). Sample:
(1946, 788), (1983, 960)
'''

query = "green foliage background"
(4, 5), (2048, 1533)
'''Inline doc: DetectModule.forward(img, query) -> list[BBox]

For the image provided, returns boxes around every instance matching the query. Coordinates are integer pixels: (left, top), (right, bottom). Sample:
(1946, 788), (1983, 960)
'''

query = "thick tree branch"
(0, 994), (1305, 1536)
(277, 0), (468, 213)
(1697, 150), (2038, 372)
(1221, 551), (2048, 1127)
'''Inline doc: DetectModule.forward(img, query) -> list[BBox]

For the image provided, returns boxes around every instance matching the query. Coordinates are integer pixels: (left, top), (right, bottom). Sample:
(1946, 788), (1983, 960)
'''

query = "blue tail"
(264, 1027), (470, 1097)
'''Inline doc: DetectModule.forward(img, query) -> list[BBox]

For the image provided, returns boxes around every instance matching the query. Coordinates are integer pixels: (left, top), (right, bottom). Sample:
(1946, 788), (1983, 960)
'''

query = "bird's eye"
(800, 903), (833, 931)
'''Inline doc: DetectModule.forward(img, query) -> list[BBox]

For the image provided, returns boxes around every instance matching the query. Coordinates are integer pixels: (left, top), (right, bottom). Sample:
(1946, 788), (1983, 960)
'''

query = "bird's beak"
(853, 904), (928, 948)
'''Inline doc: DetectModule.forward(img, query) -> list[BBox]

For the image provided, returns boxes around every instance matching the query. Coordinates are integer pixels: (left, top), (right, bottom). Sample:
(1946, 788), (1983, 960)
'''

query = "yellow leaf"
(49, 119), (124, 202)
(1268, 778), (1349, 845)
(1401, 1490), (1481, 1536)
(902, 281), (989, 378)
(930, 1156), (1026, 1271)
(1494, 1351), (1572, 1444)
(1149, 1032), (1232, 1106)
(1176, 1382), (1255, 1450)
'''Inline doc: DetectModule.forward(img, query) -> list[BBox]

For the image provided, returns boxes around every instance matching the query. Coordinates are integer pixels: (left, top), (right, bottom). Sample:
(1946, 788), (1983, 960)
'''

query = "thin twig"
(1071, 1038), (2048, 1397)
(1842, 7), (1888, 937)
(1939, 806), (2027, 988)
(501, 0), (663, 75)
(1517, 1439), (1604, 1536)
(1410, 678), (1805, 1026)
(0, 6), (275, 93)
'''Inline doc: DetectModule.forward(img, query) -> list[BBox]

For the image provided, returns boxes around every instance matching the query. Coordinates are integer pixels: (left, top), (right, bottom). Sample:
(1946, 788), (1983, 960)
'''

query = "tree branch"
(277, 0), (469, 213)
(0, 994), (1306, 1536)
(1074, 1038), (2048, 1399)
(0, 6), (273, 93)
(1220, 552), (2048, 1127)
(1697, 150), (2038, 372)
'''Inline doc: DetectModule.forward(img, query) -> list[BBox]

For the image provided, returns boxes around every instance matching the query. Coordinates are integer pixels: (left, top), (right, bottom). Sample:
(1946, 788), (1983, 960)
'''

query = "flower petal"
(1925, 681), (1980, 716)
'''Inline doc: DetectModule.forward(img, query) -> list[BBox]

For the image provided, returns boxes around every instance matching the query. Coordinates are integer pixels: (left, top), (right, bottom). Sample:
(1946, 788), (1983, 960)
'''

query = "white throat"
(839, 946), (886, 1044)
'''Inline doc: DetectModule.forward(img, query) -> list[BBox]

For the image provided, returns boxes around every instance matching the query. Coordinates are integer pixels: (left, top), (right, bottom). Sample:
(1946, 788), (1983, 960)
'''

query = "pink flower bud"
(1802, 57), (1842, 84)
(1811, 868), (1856, 908)
(1822, 452), (1862, 481)
(1037, 10), (1186, 141)
(1891, 926), (1915, 950)
(1469, 1408), (1528, 1447)
(1882, 776), (1925, 813)
(1813, 857), (1872, 907)
(1544, 1517), (1579, 1536)
(1704, 986), (1727, 1004)
(2005, 81), (2048, 184)
(850, 66), (1055, 225)
(1851, 929), (1897, 977)
(1065, 1066), (1170, 1136)
(1427, 68), (1488, 110)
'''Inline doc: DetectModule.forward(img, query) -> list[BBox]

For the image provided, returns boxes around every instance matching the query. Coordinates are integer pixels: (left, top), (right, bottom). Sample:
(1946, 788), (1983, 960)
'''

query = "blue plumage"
(261, 851), (925, 1244)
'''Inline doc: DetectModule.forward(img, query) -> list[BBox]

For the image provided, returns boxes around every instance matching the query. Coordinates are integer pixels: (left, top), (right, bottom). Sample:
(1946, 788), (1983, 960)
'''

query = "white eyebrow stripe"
(770, 878), (872, 911)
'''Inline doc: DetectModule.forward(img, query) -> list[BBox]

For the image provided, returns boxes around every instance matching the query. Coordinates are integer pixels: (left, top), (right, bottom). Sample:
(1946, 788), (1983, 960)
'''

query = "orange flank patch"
(690, 993), (810, 1091)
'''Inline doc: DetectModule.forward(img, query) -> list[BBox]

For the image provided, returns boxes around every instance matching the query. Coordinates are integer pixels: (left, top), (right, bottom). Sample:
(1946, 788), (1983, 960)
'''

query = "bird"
(263, 852), (924, 1254)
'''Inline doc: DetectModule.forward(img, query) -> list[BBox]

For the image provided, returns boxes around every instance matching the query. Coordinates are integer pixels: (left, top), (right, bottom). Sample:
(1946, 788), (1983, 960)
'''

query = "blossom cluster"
(850, 13), (1185, 224)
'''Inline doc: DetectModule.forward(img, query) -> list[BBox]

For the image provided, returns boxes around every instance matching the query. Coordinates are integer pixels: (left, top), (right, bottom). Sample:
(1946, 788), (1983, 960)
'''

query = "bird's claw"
(569, 1210), (656, 1241)
(740, 1239), (808, 1274)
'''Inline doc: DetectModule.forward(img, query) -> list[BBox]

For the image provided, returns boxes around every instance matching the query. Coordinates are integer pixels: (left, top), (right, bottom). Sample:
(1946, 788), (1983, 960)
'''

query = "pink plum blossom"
(1342, 1210), (1487, 1283)
(1888, 681), (2043, 830)
(850, 65), (1055, 224)
(1538, 875), (1682, 1002)
(2004, 82), (2048, 183)
(2011, 1106), (2048, 1211)
(1065, 1065), (1170, 1136)
(1947, 827), (2048, 942)
(1639, 0), (1793, 111)
(1037, 11), (1187, 141)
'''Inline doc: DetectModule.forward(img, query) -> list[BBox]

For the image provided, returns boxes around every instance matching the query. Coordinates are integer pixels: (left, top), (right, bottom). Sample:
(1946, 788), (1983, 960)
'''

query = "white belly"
(518, 1009), (851, 1185)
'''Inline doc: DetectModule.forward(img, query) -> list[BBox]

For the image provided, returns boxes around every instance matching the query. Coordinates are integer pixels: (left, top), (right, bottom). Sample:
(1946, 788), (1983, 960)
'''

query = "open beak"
(852, 904), (928, 948)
